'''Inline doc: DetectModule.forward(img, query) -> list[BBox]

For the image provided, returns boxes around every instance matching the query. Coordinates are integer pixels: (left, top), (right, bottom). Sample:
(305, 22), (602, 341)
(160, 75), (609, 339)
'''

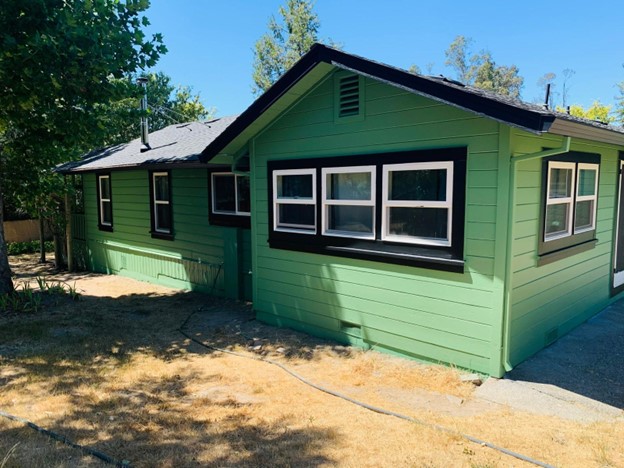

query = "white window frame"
(544, 161), (576, 241)
(152, 171), (171, 234)
(98, 174), (112, 227)
(321, 165), (376, 239)
(273, 168), (316, 234)
(381, 161), (453, 247)
(211, 172), (251, 217)
(573, 163), (599, 234)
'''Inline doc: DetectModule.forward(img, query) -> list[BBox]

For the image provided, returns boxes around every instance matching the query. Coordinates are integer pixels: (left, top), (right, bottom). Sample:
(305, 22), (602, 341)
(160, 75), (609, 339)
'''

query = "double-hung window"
(322, 166), (375, 239)
(382, 162), (453, 246)
(273, 168), (316, 234)
(267, 147), (467, 271)
(540, 152), (600, 259)
(97, 174), (113, 231)
(150, 171), (173, 238)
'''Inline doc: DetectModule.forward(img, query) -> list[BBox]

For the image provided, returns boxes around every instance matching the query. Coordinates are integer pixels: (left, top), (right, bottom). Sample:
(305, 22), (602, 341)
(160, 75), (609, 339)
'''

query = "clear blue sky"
(145, 1), (623, 118)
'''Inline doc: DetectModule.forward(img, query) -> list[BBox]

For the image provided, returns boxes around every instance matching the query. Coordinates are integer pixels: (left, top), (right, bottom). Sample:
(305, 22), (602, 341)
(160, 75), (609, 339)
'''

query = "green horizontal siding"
(81, 169), (251, 299)
(508, 131), (622, 366)
(250, 72), (502, 374)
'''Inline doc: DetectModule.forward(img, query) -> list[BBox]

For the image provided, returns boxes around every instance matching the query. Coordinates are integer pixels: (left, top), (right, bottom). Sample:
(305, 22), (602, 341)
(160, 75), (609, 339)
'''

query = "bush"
(6, 240), (54, 256)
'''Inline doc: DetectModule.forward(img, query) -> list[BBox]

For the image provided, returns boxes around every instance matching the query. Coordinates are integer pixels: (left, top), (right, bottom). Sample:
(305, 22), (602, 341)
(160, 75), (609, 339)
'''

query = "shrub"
(6, 240), (54, 256)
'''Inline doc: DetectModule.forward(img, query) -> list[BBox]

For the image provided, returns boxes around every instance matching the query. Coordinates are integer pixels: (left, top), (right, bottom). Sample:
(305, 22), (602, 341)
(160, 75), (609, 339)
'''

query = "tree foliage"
(443, 35), (524, 98)
(556, 101), (615, 124)
(0, 0), (166, 293)
(252, 0), (322, 95)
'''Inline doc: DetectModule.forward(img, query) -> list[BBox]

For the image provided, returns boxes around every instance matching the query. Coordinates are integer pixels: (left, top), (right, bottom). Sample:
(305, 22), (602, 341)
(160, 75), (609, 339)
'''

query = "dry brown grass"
(0, 254), (622, 467)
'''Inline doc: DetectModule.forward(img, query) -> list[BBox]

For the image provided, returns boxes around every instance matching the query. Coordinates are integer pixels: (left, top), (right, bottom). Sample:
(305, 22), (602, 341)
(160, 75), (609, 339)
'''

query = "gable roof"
(57, 116), (237, 174)
(200, 44), (624, 162)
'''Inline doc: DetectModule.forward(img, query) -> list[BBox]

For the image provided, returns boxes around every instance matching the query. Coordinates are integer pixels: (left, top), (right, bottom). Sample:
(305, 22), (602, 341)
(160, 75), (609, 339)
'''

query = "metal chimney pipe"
(137, 76), (151, 152)
(543, 83), (551, 109)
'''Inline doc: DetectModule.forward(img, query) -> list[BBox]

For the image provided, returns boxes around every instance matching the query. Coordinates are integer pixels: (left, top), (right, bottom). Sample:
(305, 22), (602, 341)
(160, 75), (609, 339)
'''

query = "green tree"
(617, 79), (624, 125)
(556, 101), (615, 124)
(443, 35), (524, 98)
(252, 0), (323, 95)
(0, 0), (166, 294)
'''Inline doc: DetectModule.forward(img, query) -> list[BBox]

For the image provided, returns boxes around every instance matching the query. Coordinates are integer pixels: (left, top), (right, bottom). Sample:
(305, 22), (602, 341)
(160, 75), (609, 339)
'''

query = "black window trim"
(149, 169), (174, 240)
(267, 147), (467, 273)
(207, 167), (251, 229)
(538, 151), (600, 263)
(96, 172), (113, 232)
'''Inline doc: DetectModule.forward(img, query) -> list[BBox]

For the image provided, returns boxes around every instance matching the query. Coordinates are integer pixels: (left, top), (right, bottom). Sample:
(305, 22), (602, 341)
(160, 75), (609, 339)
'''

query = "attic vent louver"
(338, 74), (360, 117)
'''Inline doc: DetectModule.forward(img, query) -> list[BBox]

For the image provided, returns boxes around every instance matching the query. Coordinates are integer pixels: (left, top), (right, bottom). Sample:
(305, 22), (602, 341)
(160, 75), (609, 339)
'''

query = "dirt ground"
(0, 254), (623, 467)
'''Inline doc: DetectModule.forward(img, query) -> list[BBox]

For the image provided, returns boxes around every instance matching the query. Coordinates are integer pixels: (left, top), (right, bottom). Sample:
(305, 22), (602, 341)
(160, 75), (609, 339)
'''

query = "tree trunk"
(0, 185), (15, 295)
(38, 212), (46, 263)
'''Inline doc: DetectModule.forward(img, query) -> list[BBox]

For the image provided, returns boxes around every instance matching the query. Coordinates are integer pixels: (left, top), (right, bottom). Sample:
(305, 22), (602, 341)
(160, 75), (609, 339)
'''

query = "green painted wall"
(508, 130), (623, 365)
(81, 168), (252, 300)
(250, 72), (506, 375)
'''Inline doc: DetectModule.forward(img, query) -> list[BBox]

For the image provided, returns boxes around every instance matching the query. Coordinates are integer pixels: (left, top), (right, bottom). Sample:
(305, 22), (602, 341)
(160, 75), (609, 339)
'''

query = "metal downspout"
(501, 136), (571, 371)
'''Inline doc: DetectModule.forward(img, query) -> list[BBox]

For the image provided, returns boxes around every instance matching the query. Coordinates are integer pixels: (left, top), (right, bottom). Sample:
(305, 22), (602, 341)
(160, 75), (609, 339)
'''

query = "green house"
(60, 45), (624, 377)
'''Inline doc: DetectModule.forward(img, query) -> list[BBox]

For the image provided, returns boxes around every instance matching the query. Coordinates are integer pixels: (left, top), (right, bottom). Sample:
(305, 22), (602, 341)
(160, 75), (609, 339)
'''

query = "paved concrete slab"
(475, 300), (624, 422)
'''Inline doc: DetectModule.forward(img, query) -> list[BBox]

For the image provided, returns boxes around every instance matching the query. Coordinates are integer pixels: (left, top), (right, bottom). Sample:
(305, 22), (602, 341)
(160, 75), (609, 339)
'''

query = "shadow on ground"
(505, 301), (624, 410)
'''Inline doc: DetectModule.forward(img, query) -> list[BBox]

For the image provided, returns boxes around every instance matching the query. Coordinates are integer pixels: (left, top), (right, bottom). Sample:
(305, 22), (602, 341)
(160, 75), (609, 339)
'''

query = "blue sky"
(145, 1), (623, 118)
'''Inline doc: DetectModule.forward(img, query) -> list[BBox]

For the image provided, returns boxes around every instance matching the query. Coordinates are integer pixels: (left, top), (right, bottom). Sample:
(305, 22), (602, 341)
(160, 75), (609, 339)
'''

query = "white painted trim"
(211, 172), (251, 216)
(152, 172), (171, 233)
(614, 161), (624, 288)
(98, 175), (112, 227)
(273, 168), (316, 233)
(544, 161), (575, 241)
(573, 163), (599, 233)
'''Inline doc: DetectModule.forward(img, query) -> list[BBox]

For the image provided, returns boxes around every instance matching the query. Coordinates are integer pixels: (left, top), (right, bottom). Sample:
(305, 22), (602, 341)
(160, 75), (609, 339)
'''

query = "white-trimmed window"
(574, 163), (599, 234)
(273, 168), (316, 233)
(322, 166), (375, 239)
(152, 171), (172, 234)
(97, 174), (112, 230)
(211, 172), (250, 216)
(382, 161), (453, 246)
(544, 161), (576, 240)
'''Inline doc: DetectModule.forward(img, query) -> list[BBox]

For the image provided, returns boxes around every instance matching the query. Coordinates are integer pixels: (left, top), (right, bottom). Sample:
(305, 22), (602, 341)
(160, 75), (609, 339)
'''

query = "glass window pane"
(277, 174), (313, 199)
(278, 204), (315, 228)
(390, 169), (446, 201)
(156, 204), (172, 231)
(154, 175), (169, 201)
(237, 176), (251, 213)
(327, 172), (371, 200)
(388, 207), (448, 240)
(102, 201), (112, 225)
(574, 200), (594, 231)
(577, 169), (597, 197)
(328, 206), (373, 233)
(545, 203), (570, 236)
(213, 174), (236, 213)
(99, 177), (110, 199)
(549, 168), (572, 199)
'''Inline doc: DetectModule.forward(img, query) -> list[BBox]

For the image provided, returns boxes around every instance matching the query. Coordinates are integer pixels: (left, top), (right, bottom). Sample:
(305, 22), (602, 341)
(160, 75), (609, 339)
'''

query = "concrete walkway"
(475, 300), (624, 422)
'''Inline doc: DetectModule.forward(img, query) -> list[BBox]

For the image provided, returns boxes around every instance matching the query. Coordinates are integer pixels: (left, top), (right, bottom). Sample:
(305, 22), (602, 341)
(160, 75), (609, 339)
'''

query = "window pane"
(577, 169), (596, 197)
(388, 207), (448, 240)
(277, 174), (313, 199)
(278, 204), (315, 228)
(237, 176), (251, 213)
(545, 203), (569, 236)
(154, 175), (169, 201)
(156, 204), (172, 231)
(102, 201), (112, 225)
(327, 172), (371, 200)
(549, 168), (572, 199)
(390, 169), (446, 201)
(328, 206), (373, 233)
(99, 177), (110, 199)
(213, 174), (236, 212)
(574, 200), (594, 231)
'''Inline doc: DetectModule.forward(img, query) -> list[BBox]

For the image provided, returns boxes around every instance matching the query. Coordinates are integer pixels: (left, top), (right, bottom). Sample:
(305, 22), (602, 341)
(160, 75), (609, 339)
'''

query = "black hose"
(0, 410), (130, 467)
(179, 310), (556, 468)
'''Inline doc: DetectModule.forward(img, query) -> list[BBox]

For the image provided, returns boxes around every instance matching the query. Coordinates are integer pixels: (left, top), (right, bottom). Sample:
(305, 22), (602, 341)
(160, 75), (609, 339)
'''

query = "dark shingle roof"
(200, 44), (624, 161)
(57, 115), (238, 173)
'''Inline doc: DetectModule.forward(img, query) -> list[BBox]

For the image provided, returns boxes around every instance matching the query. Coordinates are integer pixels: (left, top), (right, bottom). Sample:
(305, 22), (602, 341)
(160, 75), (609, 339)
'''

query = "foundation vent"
(544, 326), (559, 346)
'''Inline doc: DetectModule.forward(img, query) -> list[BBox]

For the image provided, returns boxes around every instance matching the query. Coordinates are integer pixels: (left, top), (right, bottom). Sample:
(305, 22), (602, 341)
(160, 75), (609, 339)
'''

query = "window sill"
(98, 225), (113, 232)
(209, 212), (251, 229)
(268, 238), (464, 273)
(537, 238), (597, 266)
(150, 231), (174, 241)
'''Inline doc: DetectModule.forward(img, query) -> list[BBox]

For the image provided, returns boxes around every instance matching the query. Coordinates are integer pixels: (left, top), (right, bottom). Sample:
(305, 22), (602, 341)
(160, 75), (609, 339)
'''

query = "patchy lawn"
(0, 254), (622, 467)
